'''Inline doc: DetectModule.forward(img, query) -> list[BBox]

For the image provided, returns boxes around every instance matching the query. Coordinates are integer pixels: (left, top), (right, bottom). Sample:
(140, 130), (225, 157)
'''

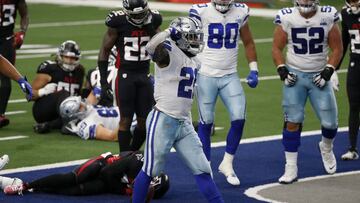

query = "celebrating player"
(272, 0), (342, 184)
(189, 0), (259, 186)
(132, 17), (224, 203)
(98, 0), (162, 152)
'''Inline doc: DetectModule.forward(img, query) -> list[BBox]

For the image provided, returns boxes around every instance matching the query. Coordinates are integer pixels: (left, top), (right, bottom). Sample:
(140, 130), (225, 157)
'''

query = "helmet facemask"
(170, 17), (205, 55)
(294, 0), (319, 14)
(60, 96), (91, 121)
(212, 0), (234, 13)
(57, 40), (81, 72)
(346, 0), (360, 14)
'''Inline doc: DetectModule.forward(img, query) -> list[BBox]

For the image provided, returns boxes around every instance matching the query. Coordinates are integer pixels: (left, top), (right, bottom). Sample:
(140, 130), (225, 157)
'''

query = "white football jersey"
(153, 40), (201, 120)
(189, 3), (249, 77)
(274, 6), (340, 72)
(77, 105), (120, 140)
(89, 65), (117, 106)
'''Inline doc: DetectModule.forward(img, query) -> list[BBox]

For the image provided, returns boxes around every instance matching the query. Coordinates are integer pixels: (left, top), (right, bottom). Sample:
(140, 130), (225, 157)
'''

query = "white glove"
(330, 71), (339, 91)
(284, 72), (297, 87)
(38, 83), (57, 97)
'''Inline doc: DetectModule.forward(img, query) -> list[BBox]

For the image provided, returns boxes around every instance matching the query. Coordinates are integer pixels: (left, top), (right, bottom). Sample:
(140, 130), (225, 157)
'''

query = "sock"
(221, 152), (234, 166)
(131, 127), (146, 151)
(285, 151), (298, 166)
(118, 130), (132, 152)
(198, 123), (213, 161)
(194, 173), (224, 203)
(282, 128), (301, 152)
(132, 170), (152, 203)
(226, 119), (245, 154)
(321, 127), (337, 149)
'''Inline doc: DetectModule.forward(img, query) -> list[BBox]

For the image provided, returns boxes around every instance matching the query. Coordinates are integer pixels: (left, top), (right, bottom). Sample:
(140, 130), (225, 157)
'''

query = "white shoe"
(319, 142), (337, 174)
(218, 161), (240, 186)
(341, 150), (359, 161)
(0, 155), (9, 170)
(279, 164), (298, 184)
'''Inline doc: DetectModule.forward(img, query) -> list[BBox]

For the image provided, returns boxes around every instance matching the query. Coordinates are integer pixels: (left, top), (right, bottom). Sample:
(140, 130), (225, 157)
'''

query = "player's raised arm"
(145, 30), (171, 68)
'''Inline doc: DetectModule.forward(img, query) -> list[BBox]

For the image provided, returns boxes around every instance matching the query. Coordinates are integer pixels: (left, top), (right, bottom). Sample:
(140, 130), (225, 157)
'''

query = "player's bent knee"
(285, 122), (301, 132)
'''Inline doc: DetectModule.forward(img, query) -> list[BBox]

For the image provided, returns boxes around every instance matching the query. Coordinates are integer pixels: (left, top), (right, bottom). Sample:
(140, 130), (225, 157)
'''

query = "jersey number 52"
(291, 27), (324, 54)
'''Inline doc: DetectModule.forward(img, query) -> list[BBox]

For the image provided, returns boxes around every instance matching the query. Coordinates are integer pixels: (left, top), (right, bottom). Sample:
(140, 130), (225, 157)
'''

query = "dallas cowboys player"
(189, 0), (259, 186)
(132, 17), (224, 203)
(272, 0), (342, 184)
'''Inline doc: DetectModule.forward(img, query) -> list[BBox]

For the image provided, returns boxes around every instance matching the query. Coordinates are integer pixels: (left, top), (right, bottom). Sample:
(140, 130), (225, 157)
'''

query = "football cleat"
(341, 150), (359, 161)
(0, 115), (9, 128)
(0, 154), (9, 170)
(319, 142), (337, 174)
(218, 161), (240, 186)
(33, 122), (51, 134)
(3, 183), (25, 195)
(279, 164), (298, 184)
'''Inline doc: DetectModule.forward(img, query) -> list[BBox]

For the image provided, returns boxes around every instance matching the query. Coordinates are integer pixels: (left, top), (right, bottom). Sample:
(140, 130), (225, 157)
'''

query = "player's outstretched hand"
(246, 71), (258, 88)
(17, 77), (32, 101)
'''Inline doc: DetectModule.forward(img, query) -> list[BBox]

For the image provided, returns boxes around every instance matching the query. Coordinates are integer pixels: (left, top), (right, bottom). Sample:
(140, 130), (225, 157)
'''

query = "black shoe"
(33, 122), (51, 134)
(0, 115), (10, 128)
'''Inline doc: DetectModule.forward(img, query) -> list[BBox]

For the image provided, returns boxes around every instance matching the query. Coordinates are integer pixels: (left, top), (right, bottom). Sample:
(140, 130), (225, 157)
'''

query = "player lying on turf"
(0, 151), (169, 201)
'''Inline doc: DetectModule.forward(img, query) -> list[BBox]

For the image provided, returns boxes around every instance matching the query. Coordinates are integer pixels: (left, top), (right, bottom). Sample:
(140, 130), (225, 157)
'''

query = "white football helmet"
(57, 40), (81, 72)
(294, 0), (319, 14)
(346, 0), (360, 14)
(212, 0), (234, 13)
(59, 96), (90, 121)
(169, 17), (204, 55)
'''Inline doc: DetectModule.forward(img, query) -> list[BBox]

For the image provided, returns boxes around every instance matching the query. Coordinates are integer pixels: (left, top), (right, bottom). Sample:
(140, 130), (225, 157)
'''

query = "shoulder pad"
(37, 60), (55, 72)
(105, 10), (126, 28)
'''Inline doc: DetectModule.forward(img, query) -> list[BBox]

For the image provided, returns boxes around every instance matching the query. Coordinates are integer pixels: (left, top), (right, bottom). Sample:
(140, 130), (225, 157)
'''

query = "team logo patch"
(320, 19), (327, 26)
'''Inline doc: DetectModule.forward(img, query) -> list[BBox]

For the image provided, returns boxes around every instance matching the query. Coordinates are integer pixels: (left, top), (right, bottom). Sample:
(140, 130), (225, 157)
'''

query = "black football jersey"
(341, 8), (360, 57)
(0, 0), (21, 38)
(37, 60), (85, 96)
(105, 9), (162, 73)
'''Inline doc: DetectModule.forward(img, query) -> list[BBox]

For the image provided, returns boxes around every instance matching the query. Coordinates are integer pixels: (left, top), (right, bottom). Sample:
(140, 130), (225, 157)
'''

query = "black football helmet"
(346, 0), (360, 14)
(151, 173), (170, 199)
(123, 0), (150, 26)
(57, 40), (81, 72)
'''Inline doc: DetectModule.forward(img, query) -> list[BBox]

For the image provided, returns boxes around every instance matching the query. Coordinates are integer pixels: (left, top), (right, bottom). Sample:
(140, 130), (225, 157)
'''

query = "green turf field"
(0, 2), (350, 168)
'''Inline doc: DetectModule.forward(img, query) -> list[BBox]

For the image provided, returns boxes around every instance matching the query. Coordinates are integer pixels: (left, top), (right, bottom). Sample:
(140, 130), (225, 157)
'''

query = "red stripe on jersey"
(76, 156), (102, 176)
(115, 70), (121, 107)
(115, 47), (121, 69)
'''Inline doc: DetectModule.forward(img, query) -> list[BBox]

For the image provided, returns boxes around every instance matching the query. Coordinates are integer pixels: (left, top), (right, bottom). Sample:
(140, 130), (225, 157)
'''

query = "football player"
(31, 40), (85, 134)
(2, 151), (169, 201)
(272, 0), (342, 184)
(0, 0), (29, 128)
(59, 96), (137, 141)
(132, 17), (224, 203)
(339, 0), (360, 161)
(189, 0), (259, 186)
(98, 0), (162, 152)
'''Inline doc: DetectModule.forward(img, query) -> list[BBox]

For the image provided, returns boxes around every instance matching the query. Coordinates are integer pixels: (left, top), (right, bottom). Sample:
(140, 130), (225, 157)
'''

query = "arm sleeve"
(145, 30), (170, 57)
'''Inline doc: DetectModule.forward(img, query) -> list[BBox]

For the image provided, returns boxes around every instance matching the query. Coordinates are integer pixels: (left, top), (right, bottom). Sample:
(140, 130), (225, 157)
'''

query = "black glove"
(99, 83), (113, 107)
(312, 65), (334, 89)
(277, 65), (297, 87)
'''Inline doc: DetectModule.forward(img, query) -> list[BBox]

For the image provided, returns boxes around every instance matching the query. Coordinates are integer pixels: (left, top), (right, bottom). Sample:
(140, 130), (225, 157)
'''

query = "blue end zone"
(1, 131), (359, 202)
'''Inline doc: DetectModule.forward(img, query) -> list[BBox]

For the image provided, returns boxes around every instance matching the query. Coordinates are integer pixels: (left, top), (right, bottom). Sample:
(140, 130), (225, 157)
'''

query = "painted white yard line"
(29, 16), (177, 29)
(244, 170), (360, 203)
(0, 136), (28, 141)
(4, 110), (27, 115)
(27, 0), (278, 18)
(0, 127), (348, 174)
(8, 99), (27, 104)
